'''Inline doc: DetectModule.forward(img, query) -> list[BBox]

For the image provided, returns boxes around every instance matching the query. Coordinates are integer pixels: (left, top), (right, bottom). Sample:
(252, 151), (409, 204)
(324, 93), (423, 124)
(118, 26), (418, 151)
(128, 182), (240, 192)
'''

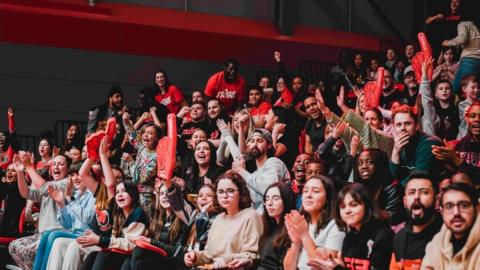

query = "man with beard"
(232, 128), (290, 213)
(204, 58), (246, 114)
(87, 86), (126, 134)
(380, 69), (402, 110)
(422, 183), (480, 269)
(390, 171), (442, 270)
(398, 66), (419, 106)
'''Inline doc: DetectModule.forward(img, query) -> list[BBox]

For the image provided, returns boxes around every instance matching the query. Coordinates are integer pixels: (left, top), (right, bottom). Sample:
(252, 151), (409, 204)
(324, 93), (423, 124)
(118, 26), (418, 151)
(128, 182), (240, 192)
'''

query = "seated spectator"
(232, 128), (290, 212)
(367, 57), (380, 82)
(178, 102), (211, 151)
(80, 181), (148, 270)
(216, 109), (255, 166)
(206, 99), (227, 145)
(384, 48), (398, 75)
(380, 69), (403, 110)
(443, 18), (480, 94)
(405, 43), (417, 65)
(36, 136), (54, 177)
(256, 182), (295, 270)
(283, 177), (345, 270)
(389, 105), (445, 185)
(289, 153), (314, 208)
(87, 86), (125, 134)
(133, 87), (169, 131)
(0, 163), (25, 236)
(123, 113), (161, 211)
(9, 154), (71, 270)
(191, 90), (206, 104)
(273, 77), (295, 109)
(317, 123), (358, 184)
(432, 101), (480, 185)
(48, 137), (117, 270)
(0, 108), (18, 171)
(125, 179), (191, 270)
(247, 87), (272, 128)
(264, 107), (300, 168)
(204, 58), (246, 115)
(422, 183), (480, 269)
(184, 171), (263, 269)
(390, 171), (442, 270)
(420, 56), (460, 141)
(153, 70), (187, 114)
(398, 66), (419, 106)
(185, 184), (221, 251)
(309, 183), (394, 270)
(32, 161), (95, 270)
(353, 148), (404, 225)
(458, 75), (479, 138)
(433, 47), (459, 82)
(182, 140), (222, 194)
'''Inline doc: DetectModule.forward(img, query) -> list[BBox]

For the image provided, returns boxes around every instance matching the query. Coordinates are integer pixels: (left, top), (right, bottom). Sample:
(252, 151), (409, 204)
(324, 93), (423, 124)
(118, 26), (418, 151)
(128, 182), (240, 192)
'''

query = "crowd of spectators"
(1, 1), (480, 269)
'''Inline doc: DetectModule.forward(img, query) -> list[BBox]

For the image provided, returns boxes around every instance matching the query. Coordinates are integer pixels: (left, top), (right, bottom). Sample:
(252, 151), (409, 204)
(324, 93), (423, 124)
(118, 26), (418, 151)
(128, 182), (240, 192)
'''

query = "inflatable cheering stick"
(156, 113), (177, 181)
(85, 131), (105, 161)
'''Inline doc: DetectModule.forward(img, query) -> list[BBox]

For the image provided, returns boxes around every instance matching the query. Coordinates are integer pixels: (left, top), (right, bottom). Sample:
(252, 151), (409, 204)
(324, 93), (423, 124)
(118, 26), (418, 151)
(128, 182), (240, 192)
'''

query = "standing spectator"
(60, 124), (84, 156)
(422, 183), (480, 270)
(134, 87), (169, 131)
(384, 48), (398, 74)
(390, 105), (445, 185)
(204, 58), (246, 114)
(303, 96), (327, 154)
(87, 86), (125, 134)
(426, 0), (463, 56)
(232, 129), (290, 213)
(153, 70), (187, 114)
(366, 58), (380, 82)
(443, 19), (480, 94)
(380, 69), (402, 110)
(390, 171), (442, 270)
(0, 163), (25, 236)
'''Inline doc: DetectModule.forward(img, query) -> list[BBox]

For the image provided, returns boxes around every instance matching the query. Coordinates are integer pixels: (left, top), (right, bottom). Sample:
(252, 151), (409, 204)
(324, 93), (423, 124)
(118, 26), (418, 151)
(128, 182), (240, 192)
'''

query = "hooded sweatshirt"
(390, 214), (442, 270)
(421, 214), (480, 270)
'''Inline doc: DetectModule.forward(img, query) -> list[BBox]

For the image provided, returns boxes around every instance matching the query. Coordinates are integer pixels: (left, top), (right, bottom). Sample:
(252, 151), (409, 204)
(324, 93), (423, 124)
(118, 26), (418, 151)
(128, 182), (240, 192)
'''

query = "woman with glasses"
(184, 170), (263, 269)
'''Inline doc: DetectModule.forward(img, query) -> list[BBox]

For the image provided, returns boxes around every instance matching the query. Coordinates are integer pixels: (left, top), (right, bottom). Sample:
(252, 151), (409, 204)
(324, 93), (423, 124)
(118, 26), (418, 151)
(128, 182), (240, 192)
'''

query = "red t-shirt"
(250, 101), (272, 117)
(204, 71), (246, 114)
(155, 85), (184, 114)
(274, 87), (294, 106)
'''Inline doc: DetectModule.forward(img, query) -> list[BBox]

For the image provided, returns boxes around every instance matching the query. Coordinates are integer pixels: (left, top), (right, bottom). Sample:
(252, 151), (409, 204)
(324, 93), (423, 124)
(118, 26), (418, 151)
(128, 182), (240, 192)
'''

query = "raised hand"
(48, 185), (65, 207)
(350, 135), (361, 156)
(184, 251), (197, 267)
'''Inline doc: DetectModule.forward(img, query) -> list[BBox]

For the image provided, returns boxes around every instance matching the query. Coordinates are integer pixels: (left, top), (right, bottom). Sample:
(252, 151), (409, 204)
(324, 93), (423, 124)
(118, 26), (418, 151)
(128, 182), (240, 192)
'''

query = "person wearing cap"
(87, 86), (126, 135)
(398, 66), (419, 106)
(232, 128), (290, 213)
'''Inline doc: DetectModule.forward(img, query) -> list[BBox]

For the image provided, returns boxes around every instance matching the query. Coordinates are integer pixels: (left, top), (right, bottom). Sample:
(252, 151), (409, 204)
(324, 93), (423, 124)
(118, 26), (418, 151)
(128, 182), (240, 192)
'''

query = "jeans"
(453, 57), (480, 95)
(32, 230), (78, 270)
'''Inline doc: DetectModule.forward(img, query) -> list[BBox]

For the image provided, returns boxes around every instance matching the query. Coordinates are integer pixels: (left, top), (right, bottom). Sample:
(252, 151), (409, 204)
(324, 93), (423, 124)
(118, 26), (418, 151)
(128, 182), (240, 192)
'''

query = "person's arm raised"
(79, 157), (98, 193)
(99, 136), (116, 198)
(21, 151), (46, 189)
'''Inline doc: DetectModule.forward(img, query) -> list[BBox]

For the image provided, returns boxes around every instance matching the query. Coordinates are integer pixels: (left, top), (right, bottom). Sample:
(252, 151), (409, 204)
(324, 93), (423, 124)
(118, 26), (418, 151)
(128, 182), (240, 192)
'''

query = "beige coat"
(421, 214), (480, 270)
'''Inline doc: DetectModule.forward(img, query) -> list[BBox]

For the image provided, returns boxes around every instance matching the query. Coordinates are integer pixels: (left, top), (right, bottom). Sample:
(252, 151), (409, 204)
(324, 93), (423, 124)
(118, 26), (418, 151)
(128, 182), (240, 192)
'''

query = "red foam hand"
(135, 240), (167, 256)
(85, 131), (105, 161)
(418, 32), (432, 60)
(105, 117), (117, 145)
(363, 67), (384, 108)
(157, 114), (177, 181)
(412, 33), (433, 81)
(8, 111), (14, 133)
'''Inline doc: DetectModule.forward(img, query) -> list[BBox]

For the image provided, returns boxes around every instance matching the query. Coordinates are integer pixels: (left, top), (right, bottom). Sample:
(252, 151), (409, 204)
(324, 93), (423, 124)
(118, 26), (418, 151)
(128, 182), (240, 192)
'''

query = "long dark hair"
(353, 148), (393, 203)
(152, 69), (171, 93)
(148, 183), (183, 243)
(187, 140), (220, 193)
(300, 176), (336, 236)
(112, 181), (140, 237)
(262, 182), (295, 252)
(335, 183), (383, 231)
